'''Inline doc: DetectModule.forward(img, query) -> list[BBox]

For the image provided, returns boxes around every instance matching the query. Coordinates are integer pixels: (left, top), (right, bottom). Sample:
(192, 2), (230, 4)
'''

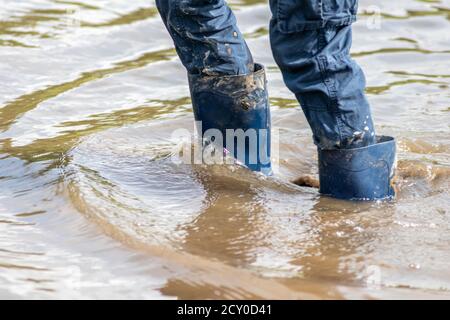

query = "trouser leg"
(156, 0), (272, 174)
(156, 0), (253, 76)
(269, 0), (396, 200)
(269, 0), (376, 150)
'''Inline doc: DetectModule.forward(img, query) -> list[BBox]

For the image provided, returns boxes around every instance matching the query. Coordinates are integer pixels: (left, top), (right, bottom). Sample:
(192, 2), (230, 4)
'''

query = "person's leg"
(269, 0), (375, 150)
(156, 0), (272, 174)
(269, 0), (396, 199)
(156, 0), (253, 76)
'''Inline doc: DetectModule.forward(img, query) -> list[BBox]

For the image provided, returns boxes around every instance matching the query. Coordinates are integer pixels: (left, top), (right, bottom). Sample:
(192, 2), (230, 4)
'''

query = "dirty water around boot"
(0, 0), (449, 299)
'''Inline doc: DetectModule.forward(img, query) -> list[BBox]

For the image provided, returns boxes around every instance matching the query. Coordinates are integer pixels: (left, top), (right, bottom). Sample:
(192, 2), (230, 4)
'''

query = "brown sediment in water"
(291, 175), (320, 189)
(397, 160), (450, 182)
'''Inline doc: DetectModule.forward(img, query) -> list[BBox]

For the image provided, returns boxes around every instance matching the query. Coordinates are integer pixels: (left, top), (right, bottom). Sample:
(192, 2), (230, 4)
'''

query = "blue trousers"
(156, 0), (376, 150)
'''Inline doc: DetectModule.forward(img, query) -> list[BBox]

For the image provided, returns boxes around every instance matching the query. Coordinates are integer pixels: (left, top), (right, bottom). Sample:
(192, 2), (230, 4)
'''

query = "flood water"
(0, 0), (449, 299)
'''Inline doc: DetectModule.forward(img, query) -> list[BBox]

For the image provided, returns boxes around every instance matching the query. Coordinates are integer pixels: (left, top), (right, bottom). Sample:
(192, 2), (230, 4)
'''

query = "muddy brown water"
(0, 0), (449, 299)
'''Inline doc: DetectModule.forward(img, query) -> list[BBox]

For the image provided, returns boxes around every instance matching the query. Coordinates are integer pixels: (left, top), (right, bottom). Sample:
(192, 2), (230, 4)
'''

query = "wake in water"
(65, 113), (450, 297)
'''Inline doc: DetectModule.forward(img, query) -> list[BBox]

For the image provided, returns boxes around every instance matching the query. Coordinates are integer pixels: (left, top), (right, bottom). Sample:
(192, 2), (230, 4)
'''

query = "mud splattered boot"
(188, 63), (272, 175)
(318, 136), (397, 200)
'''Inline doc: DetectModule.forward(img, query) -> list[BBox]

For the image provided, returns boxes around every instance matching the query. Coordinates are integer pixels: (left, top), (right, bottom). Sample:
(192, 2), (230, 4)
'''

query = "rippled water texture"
(0, 0), (449, 299)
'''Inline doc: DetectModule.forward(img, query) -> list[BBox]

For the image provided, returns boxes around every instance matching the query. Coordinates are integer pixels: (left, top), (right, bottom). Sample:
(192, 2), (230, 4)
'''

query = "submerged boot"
(188, 63), (272, 175)
(318, 136), (397, 200)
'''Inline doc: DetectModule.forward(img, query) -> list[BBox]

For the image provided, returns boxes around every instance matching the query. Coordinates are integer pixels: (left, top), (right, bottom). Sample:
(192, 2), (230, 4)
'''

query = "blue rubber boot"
(188, 63), (272, 175)
(319, 136), (397, 200)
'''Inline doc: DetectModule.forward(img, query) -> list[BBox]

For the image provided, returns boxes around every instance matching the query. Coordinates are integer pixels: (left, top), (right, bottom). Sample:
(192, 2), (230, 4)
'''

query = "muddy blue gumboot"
(318, 136), (397, 200)
(157, 0), (397, 199)
(188, 63), (272, 175)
